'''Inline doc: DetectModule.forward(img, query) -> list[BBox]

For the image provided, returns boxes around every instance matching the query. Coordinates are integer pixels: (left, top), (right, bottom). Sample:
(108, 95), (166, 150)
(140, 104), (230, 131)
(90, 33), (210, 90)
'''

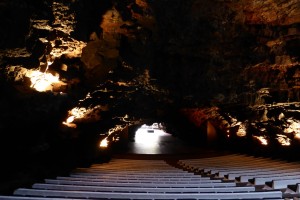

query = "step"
(44, 178), (237, 187)
(32, 183), (257, 193)
(71, 172), (196, 177)
(55, 176), (222, 184)
(13, 188), (283, 199)
(69, 174), (208, 180)
(229, 169), (300, 181)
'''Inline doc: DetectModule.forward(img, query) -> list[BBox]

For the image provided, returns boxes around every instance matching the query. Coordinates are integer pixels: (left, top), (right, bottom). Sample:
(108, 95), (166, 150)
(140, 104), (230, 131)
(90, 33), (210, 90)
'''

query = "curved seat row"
(0, 156), (290, 199)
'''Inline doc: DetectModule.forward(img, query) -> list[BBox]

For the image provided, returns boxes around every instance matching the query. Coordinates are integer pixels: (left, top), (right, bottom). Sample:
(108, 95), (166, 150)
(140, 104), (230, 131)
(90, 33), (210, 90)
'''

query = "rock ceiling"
(0, 0), (300, 162)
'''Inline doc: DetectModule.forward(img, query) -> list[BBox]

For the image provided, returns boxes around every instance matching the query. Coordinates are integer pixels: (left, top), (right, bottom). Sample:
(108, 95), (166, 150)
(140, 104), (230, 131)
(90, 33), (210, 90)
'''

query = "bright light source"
(100, 138), (109, 148)
(135, 128), (161, 146)
(70, 107), (87, 118)
(67, 105), (106, 122)
(134, 123), (167, 149)
(226, 129), (230, 138)
(61, 107), (90, 127)
(276, 134), (291, 146)
(29, 70), (60, 92)
(62, 115), (77, 128)
(236, 123), (247, 137)
(253, 136), (268, 145)
(66, 116), (75, 123)
(284, 120), (300, 134)
(295, 133), (300, 140)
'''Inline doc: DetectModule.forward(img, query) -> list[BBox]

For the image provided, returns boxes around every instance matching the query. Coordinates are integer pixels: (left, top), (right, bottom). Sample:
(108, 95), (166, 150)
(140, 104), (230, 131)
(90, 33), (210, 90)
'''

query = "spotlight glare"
(100, 138), (109, 148)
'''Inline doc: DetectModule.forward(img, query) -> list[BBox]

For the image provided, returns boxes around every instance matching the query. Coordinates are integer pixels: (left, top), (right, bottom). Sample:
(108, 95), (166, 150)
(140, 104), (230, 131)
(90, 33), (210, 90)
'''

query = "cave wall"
(2, 0), (299, 105)
(149, 0), (300, 105)
(0, 0), (300, 157)
(70, 0), (299, 105)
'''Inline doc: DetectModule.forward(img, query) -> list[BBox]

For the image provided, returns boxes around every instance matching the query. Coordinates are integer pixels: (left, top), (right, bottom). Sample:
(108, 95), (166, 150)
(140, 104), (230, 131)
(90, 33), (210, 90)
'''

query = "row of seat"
(178, 154), (300, 198)
(0, 157), (290, 199)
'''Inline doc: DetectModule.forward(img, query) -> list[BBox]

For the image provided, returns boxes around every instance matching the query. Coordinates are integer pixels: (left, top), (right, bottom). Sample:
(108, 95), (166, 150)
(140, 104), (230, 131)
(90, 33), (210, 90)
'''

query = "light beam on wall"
(253, 135), (268, 146)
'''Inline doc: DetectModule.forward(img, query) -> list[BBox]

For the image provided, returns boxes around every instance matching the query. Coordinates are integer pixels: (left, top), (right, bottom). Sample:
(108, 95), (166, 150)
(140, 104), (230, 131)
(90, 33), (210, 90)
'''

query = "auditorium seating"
(2, 155), (300, 199)
(178, 154), (300, 199)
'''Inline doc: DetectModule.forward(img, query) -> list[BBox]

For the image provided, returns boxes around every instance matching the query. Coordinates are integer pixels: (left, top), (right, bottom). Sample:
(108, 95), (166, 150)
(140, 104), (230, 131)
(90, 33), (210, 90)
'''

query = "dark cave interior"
(0, 0), (299, 195)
